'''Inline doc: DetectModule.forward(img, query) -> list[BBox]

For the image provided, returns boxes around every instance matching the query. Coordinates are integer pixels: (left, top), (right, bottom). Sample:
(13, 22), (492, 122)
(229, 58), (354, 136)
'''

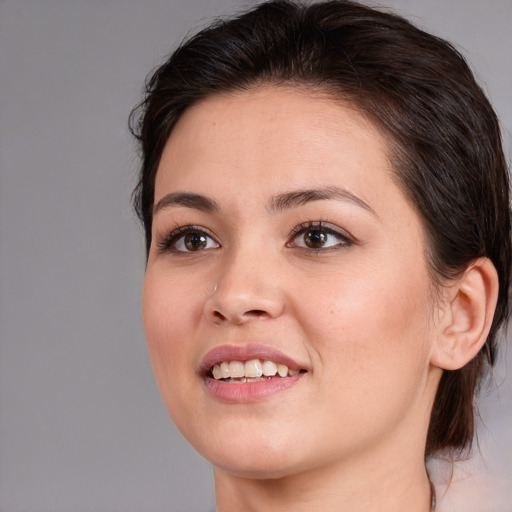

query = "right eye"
(157, 226), (220, 253)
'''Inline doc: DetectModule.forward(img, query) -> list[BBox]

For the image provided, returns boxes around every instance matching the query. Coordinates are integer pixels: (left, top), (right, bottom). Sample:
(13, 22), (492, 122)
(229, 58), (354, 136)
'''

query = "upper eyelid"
(288, 221), (354, 241)
(156, 225), (219, 251)
(160, 224), (217, 238)
(155, 220), (355, 251)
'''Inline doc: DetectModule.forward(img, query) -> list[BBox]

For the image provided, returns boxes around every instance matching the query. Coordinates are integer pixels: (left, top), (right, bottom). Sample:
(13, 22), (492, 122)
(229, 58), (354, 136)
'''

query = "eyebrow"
(268, 186), (376, 215)
(153, 186), (375, 217)
(153, 192), (220, 215)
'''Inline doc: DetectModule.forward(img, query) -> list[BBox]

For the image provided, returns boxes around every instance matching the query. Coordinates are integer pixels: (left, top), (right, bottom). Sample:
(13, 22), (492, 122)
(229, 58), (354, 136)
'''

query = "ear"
(431, 258), (499, 371)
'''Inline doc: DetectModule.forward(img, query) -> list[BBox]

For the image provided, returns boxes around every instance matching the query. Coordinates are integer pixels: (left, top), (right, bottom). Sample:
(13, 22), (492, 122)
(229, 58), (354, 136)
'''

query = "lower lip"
(204, 374), (304, 403)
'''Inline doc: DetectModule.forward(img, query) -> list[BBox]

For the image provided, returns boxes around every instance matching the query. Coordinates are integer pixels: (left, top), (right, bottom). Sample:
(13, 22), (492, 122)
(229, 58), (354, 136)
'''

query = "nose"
(204, 251), (285, 326)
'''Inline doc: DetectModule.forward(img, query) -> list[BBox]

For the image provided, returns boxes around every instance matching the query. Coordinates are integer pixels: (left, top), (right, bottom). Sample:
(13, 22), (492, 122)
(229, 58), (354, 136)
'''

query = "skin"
(142, 86), (449, 511)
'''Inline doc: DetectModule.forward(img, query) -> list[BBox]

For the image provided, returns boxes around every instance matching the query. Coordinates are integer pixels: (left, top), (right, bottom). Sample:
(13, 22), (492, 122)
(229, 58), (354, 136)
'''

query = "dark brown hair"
(130, 0), (511, 457)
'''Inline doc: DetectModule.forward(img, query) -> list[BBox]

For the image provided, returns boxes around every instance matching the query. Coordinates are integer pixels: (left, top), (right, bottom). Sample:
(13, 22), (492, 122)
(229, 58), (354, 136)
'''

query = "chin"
(189, 428), (304, 480)
(212, 455), (301, 480)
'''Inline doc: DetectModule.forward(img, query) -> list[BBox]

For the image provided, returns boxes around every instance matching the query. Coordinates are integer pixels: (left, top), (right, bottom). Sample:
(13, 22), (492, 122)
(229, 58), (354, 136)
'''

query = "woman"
(130, 1), (511, 510)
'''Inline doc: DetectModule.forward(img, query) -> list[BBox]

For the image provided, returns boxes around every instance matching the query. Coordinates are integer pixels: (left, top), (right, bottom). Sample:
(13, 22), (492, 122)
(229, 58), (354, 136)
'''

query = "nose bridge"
(204, 240), (284, 324)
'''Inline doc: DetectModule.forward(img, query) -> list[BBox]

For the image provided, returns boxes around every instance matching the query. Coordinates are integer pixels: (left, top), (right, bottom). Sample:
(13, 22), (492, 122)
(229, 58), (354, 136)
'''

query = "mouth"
(209, 359), (306, 383)
(200, 345), (308, 402)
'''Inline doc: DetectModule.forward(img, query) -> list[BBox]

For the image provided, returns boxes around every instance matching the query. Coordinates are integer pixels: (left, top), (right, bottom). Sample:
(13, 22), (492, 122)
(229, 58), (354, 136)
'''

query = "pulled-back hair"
(130, 0), (511, 457)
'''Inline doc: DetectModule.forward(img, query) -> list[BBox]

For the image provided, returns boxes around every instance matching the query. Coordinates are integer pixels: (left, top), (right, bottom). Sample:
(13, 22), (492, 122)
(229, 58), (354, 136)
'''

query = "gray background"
(0, 1), (510, 511)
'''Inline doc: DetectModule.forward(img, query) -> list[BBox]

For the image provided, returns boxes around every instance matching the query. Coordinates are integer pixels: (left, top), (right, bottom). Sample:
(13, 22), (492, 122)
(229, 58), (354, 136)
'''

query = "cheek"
(292, 269), (434, 446)
(293, 263), (433, 386)
(141, 269), (203, 408)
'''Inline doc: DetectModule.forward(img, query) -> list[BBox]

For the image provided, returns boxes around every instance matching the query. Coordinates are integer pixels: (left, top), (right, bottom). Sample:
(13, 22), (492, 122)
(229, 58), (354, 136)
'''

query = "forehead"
(155, 86), (394, 201)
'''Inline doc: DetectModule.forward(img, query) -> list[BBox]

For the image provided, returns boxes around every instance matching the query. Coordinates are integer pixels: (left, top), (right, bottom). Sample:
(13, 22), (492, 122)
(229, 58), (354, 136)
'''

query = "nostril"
(210, 308), (267, 325)
(213, 311), (226, 321)
(245, 309), (267, 317)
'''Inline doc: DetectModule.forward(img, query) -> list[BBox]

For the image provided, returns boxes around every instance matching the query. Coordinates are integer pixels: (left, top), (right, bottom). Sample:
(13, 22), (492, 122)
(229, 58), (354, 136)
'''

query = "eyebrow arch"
(153, 192), (220, 215)
(268, 186), (376, 215)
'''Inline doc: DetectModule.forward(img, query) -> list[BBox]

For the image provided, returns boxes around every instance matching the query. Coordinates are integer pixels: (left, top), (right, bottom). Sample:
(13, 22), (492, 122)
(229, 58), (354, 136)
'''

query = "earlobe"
(431, 258), (499, 371)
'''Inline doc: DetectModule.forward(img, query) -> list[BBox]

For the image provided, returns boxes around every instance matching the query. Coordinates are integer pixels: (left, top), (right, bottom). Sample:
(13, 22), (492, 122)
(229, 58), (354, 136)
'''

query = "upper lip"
(199, 344), (307, 376)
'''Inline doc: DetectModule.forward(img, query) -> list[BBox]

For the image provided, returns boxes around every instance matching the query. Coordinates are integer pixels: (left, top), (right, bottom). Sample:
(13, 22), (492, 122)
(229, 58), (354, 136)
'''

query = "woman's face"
(143, 87), (440, 478)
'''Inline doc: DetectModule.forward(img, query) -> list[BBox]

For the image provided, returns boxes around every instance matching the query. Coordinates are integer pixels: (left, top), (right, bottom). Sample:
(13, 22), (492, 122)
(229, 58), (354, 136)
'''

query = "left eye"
(173, 231), (219, 252)
(289, 224), (351, 250)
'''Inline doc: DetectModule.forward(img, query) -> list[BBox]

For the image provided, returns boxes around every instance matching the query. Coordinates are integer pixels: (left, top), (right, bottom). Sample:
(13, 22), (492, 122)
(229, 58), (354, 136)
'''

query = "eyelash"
(287, 221), (354, 253)
(156, 221), (354, 255)
(156, 224), (219, 254)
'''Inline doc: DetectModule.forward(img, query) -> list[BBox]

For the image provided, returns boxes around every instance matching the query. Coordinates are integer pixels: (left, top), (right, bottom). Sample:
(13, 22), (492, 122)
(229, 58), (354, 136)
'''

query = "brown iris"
(184, 233), (208, 251)
(304, 229), (328, 248)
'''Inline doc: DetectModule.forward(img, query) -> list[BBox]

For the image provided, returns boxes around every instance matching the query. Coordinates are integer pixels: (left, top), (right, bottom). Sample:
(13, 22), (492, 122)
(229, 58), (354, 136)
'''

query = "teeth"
(229, 361), (245, 378)
(211, 359), (301, 380)
(262, 360), (277, 376)
(220, 361), (230, 378)
(212, 364), (222, 380)
(227, 377), (247, 384)
(244, 359), (263, 378)
(277, 364), (288, 377)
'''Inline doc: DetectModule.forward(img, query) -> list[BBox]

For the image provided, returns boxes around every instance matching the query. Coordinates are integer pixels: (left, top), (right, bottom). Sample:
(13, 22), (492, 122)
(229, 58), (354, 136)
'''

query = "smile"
(211, 359), (301, 381)
(201, 345), (307, 403)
